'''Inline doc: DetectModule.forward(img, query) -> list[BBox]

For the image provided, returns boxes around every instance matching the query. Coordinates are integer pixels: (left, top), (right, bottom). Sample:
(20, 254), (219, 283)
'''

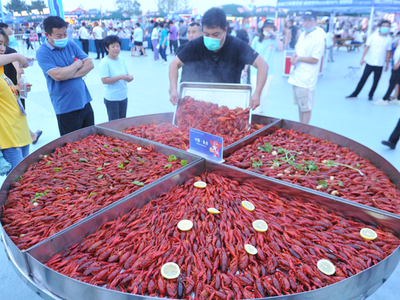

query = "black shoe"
(382, 140), (396, 149)
(368, 96), (373, 101)
(95, 57), (100, 60)
(345, 95), (357, 99)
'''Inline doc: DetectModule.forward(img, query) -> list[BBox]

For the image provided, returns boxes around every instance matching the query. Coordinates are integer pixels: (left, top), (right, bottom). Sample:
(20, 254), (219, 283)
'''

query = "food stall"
(1, 84), (400, 300)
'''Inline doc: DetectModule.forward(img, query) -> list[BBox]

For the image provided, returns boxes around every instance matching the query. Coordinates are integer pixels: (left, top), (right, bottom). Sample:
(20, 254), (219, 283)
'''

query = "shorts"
(134, 41), (143, 46)
(293, 85), (315, 112)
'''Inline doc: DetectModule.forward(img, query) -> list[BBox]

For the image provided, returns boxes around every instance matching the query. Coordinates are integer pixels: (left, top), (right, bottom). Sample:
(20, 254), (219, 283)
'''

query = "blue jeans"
(104, 98), (128, 121)
(2, 145), (30, 175)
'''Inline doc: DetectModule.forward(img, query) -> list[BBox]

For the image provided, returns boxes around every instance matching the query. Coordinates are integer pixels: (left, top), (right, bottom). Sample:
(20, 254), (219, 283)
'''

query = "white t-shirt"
(93, 26), (104, 40)
(36, 26), (41, 34)
(394, 45), (400, 65)
(288, 27), (325, 90)
(79, 27), (90, 39)
(99, 56), (129, 101)
(365, 32), (392, 67)
(108, 31), (117, 36)
(151, 27), (159, 40)
(133, 27), (143, 42)
(353, 31), (363, 43)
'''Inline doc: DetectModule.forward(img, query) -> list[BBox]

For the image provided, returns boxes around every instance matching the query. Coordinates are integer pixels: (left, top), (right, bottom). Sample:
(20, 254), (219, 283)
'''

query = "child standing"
(99, 35), (133, 121)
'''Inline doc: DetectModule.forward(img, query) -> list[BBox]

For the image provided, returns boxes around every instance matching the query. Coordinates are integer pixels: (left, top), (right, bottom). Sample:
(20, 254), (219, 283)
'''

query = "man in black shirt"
(287, 19), (298, 49)
(176, 22), (203, 55)
(176, 22), (203, 84)
(169, 7), (268, 110)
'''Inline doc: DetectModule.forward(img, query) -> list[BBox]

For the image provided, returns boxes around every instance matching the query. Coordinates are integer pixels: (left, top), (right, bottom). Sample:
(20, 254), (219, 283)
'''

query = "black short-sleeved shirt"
(177, 34), (258, 83)
(236, 29), (249, 44)
(3, 47), (18, 85)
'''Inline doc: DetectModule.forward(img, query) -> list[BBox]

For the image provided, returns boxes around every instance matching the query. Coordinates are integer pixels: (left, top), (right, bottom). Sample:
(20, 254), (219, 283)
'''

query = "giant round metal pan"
(1, 115), (400, 300)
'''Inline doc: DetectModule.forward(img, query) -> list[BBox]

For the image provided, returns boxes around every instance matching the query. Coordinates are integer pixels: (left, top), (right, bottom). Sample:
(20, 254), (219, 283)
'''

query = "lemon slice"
(244, 244), (258, 255)
(177, 220), (193, 231)
(161, 262), (180, 279)
(241, 200), (255, 211)
(252, 220), (268, 232)
(194, 181), (207, 188)
(207, 208), (220, 214)
(360, 228), (378, 240)
(317, 259), (335, 275)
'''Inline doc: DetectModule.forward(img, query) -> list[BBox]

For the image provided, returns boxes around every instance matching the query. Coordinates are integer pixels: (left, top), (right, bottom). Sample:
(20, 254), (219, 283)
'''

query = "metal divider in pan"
(26, 160), (400, 300)
(223, 118), (400, 217)
(223, 116), (282, 157)
(97, 112), (174, 132)
(0, 125), (202, 277)
(173, 82), (253, 127)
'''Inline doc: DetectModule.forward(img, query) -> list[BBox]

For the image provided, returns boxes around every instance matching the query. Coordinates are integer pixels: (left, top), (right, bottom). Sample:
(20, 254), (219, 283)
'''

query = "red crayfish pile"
(225, 129), (400, 215)
(123, 97), (264, 150)
(46, 173), (399, 299)
(1, 134), (186, 250)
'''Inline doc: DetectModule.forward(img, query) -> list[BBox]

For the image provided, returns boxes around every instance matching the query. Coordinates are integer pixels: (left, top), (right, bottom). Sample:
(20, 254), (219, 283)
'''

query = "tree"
(133, 0), (142, 16)
(115, 0), (135, 16)
(29, 0), (47, 11)
(157, 0), (179, 13)
(4, 0), (29, 14)
(180, 0), (191, 13)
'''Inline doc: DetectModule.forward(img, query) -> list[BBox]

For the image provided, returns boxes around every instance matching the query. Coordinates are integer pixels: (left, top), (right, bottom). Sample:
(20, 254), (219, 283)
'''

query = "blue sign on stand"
(188, 128), (224, 163)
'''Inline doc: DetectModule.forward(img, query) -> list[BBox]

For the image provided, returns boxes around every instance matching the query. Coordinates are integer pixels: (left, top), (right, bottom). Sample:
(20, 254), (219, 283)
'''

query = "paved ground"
(1, 41), (400, 299)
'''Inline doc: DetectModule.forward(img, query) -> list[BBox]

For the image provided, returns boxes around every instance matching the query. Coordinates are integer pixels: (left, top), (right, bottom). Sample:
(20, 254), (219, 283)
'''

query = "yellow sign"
(21, 11), (28, 16)
(43, 8), (50, 15)
(32, 9), (40, 15)
(13, 12), (20, 17)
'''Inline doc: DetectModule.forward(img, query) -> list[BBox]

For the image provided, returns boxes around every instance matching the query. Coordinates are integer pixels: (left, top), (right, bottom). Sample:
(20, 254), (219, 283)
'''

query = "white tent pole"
(367, 5), (374, 37)
(329, 11), (335, 32)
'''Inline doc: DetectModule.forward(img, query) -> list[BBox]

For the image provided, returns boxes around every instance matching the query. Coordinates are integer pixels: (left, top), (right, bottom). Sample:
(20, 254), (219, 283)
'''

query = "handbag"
(0, 150), (11, 176)
(143, 41), (148, 48)
(156, 43), (160, 50)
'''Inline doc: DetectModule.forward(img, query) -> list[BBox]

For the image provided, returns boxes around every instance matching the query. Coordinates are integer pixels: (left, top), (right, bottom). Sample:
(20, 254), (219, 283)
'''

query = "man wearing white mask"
(346, 20), (392, 102)
(168, 7), (268, 110)
(288, 10), (325, 124)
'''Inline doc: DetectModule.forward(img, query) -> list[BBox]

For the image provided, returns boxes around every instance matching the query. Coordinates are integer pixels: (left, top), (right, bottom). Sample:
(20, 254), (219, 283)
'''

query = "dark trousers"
(26, 38), (33, 50)
(389, 119), (400, 146)
(169, 40), (178, 54)
(383, 68), (400, 100)
(38, 33), (42, 44)
(179, 39), (188, 46)
(104, 98), (127, 121)
(95, 39), (105, 58)
(56, 102), (95, 136)
(350, 64), (383, 97)
(160, 45), (167, 62)
(81, 39), (89, 55)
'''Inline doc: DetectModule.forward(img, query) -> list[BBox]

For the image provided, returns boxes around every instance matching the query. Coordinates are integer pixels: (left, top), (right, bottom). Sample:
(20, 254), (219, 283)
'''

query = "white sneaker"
(373, 99), (389, 106)
(163, 61), (167, 65)
(389, 99), (400, 105)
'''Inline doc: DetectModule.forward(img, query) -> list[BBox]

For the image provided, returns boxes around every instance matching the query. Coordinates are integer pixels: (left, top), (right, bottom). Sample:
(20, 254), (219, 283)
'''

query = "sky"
(24, 0), (277, 15)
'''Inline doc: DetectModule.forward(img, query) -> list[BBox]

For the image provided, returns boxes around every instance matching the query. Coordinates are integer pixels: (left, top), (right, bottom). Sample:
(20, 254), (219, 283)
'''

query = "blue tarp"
(0, 14), (24, 24)
(277, 0), (400, 12)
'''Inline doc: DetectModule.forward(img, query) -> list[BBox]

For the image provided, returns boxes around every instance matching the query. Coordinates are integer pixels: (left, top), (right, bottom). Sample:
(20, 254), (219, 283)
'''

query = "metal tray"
(173, 82), (253, 126)
(223, 118), (400, 219)
(22, 160), (400, 300)
(0, 125), (202, 276)
(97, 113), (281, 157)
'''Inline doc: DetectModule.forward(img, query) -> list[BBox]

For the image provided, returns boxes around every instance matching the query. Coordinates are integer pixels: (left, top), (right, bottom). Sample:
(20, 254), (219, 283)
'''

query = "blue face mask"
(245, 24), (251, 30)
(204, 35), (223, 51)
(380, 27), (389, 35)
(303, 26), (315, 33)
(51, 36), (68, 48)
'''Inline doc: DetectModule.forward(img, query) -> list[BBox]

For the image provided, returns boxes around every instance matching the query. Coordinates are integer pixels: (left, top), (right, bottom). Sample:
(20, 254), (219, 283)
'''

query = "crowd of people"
(1, 7), (400, 177)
